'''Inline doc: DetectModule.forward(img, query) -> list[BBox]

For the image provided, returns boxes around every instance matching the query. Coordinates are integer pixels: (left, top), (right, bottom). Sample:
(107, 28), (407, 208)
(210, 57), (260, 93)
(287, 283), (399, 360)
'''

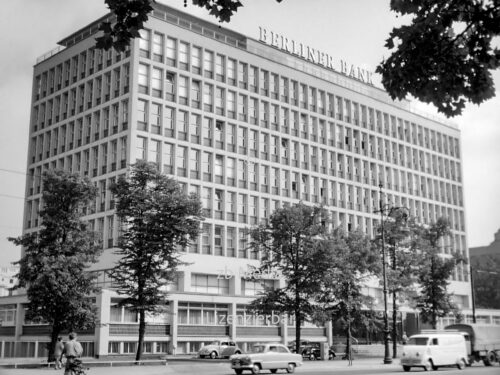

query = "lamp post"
(377, 183), (392, 364)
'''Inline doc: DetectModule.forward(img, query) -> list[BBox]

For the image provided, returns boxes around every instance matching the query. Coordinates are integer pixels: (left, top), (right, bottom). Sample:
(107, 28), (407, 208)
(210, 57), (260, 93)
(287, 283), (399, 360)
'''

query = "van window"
(431, 338), (439, 345)
(407, 337), (428, 346)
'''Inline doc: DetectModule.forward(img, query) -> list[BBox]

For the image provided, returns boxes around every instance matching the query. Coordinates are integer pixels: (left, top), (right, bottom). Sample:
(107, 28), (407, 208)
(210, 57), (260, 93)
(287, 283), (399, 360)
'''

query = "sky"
(0, 0), (499, 266)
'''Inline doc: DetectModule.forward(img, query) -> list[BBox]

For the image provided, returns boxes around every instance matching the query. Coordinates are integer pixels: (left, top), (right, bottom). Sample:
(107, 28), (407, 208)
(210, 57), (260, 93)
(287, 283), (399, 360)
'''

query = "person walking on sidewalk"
(54, 337), (65, 370)
(63, 332), (83, 375)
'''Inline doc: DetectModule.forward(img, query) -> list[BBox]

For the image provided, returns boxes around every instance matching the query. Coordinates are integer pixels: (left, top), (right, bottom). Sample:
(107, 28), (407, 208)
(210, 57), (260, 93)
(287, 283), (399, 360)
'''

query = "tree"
(9, 170), (101, 362)
(248, 203), (331, 354)
(377, 0), (500, 118)
(416, 217), (465, 328)
(472, 256), (500, 309)
(109, 161), (203, 361)
(376, 208), (421, 358)
(96, 0), (284, 51)
(315, 229), (380, 360)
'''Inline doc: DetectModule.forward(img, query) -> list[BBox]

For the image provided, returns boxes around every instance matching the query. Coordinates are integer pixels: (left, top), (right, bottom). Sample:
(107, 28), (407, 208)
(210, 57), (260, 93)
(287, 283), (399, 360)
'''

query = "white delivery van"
(400, 331), (469, 372)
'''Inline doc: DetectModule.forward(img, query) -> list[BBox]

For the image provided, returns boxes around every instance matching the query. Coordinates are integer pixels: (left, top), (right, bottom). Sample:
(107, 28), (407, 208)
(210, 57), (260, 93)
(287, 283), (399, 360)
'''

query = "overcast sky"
(0, 0), (499, 266)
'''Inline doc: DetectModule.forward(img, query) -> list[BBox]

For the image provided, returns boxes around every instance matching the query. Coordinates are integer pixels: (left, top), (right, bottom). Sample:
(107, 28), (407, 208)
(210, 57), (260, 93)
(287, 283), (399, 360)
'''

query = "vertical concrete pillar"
(326, 321), (333, 346)
(15, 302), (24, 357)
(281, 313), (288, 345)
(233, 273), (241, 296)
(95, 289), (110, 358)
(228, 302), (237, 340)
(170, 299), (178, 355)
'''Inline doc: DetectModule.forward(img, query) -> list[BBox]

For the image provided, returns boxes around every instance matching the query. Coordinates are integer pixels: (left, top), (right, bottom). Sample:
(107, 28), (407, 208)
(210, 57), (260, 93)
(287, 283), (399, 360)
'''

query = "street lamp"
(374, 183), (410, 364)
(376, 183), (392, 364)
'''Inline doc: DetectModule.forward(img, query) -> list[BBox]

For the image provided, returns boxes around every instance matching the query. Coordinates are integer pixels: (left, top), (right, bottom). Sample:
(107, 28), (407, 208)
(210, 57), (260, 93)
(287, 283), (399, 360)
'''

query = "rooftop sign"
(259, 27), (374, 86)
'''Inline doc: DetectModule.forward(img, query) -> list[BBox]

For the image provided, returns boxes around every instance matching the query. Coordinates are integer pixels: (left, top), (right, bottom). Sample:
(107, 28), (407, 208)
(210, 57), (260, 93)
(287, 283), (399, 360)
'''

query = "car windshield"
(407, 337), (428, 346)
(249, 345), (266, 353)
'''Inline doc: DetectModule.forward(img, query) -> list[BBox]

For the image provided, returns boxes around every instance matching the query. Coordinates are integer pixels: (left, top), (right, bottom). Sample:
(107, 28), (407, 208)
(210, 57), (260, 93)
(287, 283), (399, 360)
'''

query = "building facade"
(0, 3), (480, 359)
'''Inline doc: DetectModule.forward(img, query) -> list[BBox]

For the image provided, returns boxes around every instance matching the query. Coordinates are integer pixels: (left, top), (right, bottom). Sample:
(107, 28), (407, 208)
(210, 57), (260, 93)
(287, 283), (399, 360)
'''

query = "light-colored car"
(400, 332), (468, 371)
(199, 340), (242, 359)
(230, 343), (303, 374)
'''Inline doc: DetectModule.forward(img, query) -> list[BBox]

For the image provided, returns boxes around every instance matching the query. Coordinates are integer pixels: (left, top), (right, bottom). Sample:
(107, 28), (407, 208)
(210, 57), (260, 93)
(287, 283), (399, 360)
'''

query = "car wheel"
(456, 358), (466, 370)
(423, 359), (433, 371)
(235, 370), (243, 375)
(251, 363), (261, 374)
(403, 365), (411, 372)
(483, 351), (495, 366)
(210, 351), (217, 359)
(286, 363), (296, 373)
(309, 353), (316, 361)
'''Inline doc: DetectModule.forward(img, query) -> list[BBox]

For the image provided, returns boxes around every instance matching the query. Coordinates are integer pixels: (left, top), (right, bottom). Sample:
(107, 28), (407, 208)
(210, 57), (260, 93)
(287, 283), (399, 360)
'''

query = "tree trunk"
(392, 292), (397, 358)
(295, 308), (301, 354)
(136, 309), (145, 361)
(48, 324), (62, 363)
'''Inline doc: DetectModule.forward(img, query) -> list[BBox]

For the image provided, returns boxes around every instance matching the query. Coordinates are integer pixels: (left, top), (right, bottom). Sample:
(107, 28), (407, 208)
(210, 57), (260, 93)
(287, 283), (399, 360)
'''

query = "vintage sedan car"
(230, 343), (303, 374)
(199, 340), (241, 359)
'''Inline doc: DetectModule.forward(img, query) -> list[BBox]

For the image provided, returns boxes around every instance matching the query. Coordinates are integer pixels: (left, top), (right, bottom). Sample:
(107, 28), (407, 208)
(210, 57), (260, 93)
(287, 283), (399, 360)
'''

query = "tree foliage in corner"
(416, 217), (465, 328)
(248, 203), (331, 354)
(96, 0), (283, 51)
(9, 170), (101, 362)
(109, 161), (203, 361)
(377, 0), (500, 117)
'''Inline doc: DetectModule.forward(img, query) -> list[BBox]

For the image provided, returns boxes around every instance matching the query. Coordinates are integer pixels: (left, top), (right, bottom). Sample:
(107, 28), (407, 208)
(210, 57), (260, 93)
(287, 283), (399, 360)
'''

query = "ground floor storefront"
(0, 290), (497, 359)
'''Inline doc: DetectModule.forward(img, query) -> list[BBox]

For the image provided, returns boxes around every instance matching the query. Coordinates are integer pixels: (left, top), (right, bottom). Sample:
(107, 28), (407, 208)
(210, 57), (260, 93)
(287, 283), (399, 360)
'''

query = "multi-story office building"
(0, 3), (476, 358)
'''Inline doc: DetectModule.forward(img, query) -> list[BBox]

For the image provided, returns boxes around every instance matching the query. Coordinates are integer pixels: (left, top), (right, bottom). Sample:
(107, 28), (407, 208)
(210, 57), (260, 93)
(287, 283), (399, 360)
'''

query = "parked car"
(288, 341), (336, 360)
(230, 343), (303, 374)
(198, 340), (242, 359)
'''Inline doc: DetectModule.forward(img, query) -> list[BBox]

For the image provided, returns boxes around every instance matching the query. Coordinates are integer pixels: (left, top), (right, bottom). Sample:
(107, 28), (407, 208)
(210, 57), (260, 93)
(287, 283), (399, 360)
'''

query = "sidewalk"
(0, 357), (403, 375)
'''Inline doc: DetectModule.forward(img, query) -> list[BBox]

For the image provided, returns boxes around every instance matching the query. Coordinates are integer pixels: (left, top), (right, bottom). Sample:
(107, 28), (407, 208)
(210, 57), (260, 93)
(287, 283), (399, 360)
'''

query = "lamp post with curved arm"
(374, 183), (410, 364)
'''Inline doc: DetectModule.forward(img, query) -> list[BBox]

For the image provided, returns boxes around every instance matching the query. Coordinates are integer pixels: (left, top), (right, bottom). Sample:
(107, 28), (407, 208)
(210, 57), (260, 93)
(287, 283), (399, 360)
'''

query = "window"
(203, 83), (213, 112)
(191, 79), (201, 108)
(204, 50), (214, 78)
(191, 274), (229, 295)
(150, 103), (161, 135)
(0, 305), (16, 326)
(227, 58), (236, 85)
(178, 75), (188, 105)
(152, 32), (164, 62)
(215, 54), (225, 82)
(152, 67), (162, 98)
(138, 64), (149, 94)
(190, 113), (201, 144)
(179, 41), (189, 70)
(177, 110), (188, 140)
(139, 29), (151, 58)
(165, 72), (175, 101)
(238, 62), (247, 89)
(163, 142), (173, 173)
(164, 106), (174, 137)
(191, 46), (202, 74)
(137, 100), (147, 131)
(166, 37), (177, 66)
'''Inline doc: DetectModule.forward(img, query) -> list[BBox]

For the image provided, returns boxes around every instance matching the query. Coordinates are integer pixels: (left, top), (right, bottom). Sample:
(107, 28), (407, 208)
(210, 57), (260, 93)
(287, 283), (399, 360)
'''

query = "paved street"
(0, 358), (497, 375)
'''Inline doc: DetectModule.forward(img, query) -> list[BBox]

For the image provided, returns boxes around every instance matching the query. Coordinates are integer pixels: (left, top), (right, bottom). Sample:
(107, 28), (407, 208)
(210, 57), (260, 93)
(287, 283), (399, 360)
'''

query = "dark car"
(288, 341), (337, 360)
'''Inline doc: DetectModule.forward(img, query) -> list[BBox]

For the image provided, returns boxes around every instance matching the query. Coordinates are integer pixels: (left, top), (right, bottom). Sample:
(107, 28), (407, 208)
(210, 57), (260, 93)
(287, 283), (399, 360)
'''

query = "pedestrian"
(54, 336), (65, 370)
(63, 332), (83, 375)
(402, 332), (409, 345)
